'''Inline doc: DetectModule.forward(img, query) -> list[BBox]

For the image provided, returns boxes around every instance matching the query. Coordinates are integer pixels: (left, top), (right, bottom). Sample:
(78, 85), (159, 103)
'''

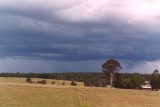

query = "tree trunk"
(110, 72), (114, 85)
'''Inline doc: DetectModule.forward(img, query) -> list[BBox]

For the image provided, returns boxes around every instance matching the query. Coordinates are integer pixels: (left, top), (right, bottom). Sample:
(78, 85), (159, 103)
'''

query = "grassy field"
(0, 77), (160, 107)
(0, 77), (84, 86)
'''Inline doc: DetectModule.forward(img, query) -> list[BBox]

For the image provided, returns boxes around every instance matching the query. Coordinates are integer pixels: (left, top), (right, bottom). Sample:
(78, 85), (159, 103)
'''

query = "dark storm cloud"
(0, 18), (160, 62)
(0, 0), (160, 72)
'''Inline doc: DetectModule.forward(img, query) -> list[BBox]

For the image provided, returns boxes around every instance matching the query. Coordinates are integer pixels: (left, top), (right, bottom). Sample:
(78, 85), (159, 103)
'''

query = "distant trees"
(150, 69), (160, 90)
(102, 59), (122, 85)
(88, 76), (107, 87)
(122, 79), (132, 89)
(83, 76), (107, 87)
(113, 73), (145, 89)
(113, 73), (123, 88)
(0, 72), (154, 89)
(130, 74), (145, 89)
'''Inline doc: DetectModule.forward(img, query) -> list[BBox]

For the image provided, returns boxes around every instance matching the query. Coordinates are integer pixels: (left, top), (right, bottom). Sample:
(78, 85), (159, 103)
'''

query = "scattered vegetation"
(51, 81), (55, 84)
(62, 81), (65, 85)
(26, 77), (32, 83)
(0, 72), (151, 87)
(37, 80), (47, 85)
(71, 81), (77, 86)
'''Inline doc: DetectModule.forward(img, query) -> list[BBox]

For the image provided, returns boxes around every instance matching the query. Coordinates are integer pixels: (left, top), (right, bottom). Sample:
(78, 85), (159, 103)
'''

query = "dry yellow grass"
(0, 77), (84, 86)
(0, 77), (160, 107)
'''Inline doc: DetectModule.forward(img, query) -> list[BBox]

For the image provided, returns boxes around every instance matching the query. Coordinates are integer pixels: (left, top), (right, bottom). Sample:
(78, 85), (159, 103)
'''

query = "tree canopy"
(102, 59), (122, 73)
(102, 59), (122, 85)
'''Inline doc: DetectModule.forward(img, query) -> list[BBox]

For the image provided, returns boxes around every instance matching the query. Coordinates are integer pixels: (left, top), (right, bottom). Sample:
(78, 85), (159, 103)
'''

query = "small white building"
(140, 84), (152, 90)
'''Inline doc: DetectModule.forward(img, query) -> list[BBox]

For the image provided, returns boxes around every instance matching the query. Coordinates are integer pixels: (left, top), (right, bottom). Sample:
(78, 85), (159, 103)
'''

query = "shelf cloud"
(0, 0), (160, 73)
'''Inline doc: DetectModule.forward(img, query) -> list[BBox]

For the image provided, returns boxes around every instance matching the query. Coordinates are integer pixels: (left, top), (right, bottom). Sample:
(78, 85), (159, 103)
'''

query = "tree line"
(0, 72), (151, 87)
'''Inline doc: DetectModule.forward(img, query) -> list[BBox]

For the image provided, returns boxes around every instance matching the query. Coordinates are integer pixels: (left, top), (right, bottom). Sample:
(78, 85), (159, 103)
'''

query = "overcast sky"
(0, 0), (160, 73)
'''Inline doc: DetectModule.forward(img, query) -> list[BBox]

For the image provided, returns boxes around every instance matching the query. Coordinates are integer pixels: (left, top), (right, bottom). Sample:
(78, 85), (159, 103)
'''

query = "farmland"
(0, 77), (160, 107)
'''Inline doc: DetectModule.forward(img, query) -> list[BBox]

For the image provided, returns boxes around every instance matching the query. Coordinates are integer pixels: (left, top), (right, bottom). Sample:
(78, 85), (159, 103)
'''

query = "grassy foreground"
(0, 77), (160, 107)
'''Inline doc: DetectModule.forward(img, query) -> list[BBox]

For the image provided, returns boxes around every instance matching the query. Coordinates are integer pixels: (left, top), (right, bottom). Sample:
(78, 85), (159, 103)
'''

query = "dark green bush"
(26, 77), (32, 83)
(71, 81), (77, 86)
(51, 81), (55, 84)
(37, 80), (47, 84)
(62, 81), (65, 85)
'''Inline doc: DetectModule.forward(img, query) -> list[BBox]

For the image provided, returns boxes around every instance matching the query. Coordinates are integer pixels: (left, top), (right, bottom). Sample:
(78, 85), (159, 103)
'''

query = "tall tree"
(102, 59), (122, 85)
(150, 69), (160, 90)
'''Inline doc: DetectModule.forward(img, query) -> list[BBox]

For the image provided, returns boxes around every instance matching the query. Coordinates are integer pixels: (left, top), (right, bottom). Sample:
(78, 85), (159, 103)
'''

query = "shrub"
(37, 80), (47, 85)
(51, 81), (55, 84)
(62, 81), (65, 85)
(71, 81), (77, 86)
(26, 77), (32, 83)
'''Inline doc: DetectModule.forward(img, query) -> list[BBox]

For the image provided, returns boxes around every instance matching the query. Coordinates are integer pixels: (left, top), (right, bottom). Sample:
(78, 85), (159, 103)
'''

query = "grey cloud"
(0, 0), (160, 72)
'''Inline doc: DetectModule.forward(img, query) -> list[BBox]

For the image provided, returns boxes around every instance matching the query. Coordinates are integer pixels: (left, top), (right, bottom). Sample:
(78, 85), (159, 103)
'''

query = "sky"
(0, 0), (160, 73)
